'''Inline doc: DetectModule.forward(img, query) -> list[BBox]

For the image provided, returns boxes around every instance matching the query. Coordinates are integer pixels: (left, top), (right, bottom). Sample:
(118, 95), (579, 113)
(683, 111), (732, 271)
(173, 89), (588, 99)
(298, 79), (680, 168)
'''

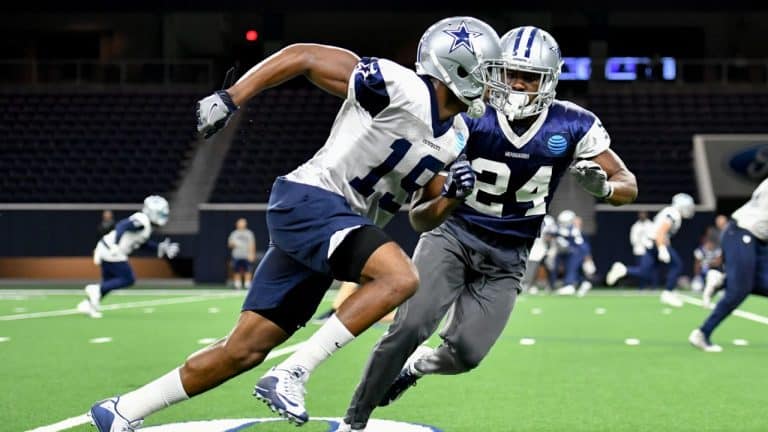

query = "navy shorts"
(232, 258), (251, 273)
(242, 178), (374, 323)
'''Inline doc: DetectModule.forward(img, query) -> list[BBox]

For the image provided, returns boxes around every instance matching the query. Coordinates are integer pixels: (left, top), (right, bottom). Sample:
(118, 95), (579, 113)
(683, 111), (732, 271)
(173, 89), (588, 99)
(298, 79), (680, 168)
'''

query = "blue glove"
(441, 155), (476, 199)
(196, 90), (239, 138)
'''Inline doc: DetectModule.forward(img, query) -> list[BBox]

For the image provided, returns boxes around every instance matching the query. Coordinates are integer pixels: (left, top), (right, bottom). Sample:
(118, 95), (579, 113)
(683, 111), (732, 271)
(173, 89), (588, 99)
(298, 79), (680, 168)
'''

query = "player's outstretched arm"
(589, 149), (638, 205)
(229, 43), (360, 104)
(197, 44), (359, 138)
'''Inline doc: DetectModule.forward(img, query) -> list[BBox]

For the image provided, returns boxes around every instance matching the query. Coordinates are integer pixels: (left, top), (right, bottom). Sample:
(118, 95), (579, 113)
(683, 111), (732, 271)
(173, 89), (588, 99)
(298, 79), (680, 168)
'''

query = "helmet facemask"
(486, 58), (559, 121)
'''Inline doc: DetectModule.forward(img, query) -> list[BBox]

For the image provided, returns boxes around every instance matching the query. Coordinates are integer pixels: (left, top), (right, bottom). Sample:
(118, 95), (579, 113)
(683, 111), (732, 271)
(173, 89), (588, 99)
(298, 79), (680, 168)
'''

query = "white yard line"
(0, 289), (238, 297)
(680, 294), (768, 325)
(0, 293), (241, 321)
(25, 342), (305, 432)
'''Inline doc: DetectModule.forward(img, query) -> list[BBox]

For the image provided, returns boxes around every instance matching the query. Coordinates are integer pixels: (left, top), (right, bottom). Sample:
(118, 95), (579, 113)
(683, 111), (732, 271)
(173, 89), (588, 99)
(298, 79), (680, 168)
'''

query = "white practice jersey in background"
(644, 206), (682, 248)
(732, 178), (768, 241)
(285, 57), (467, 227)
(94, 212), (152, 263)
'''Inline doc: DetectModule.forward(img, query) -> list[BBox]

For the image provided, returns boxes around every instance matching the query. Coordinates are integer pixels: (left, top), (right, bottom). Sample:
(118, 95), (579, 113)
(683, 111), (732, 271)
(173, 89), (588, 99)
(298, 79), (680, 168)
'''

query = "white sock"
(116, 368), (189, 421)
(278, 314), (354, 374)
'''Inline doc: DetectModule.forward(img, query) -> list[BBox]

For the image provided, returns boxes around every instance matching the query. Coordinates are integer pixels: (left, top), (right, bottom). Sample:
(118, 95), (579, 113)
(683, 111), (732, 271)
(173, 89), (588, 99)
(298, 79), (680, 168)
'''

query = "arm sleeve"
(114, 217), (144, 244)
(141, 239), (159, 252)
(574, 117), (611, 159)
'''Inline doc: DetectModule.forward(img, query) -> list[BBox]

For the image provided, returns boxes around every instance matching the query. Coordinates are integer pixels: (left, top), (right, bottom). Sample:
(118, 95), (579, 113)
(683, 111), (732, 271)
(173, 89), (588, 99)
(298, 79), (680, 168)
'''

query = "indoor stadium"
(2, 1), (767, 431)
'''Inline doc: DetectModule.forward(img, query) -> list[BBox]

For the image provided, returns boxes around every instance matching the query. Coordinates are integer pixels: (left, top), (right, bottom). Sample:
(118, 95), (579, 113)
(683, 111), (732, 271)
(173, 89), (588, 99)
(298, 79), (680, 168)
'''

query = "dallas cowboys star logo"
(443, 21), (482, 54)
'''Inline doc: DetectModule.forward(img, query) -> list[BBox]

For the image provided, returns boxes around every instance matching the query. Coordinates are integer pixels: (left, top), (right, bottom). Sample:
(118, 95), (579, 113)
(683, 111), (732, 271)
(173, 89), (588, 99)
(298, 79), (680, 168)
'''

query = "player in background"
(87, 17), (502, 431)
(549, 210), (596, 296)
(340, 26), (638, 432)
(628, 210), (656, 288)
(521, 214), (556, 293)
(77, 195), (179, 319)
(607, 193), (695, 307)
(312, 281), (396, 324)
(690, 237), (722, 292)
(228, 218), (257, 290)
(690, 178), (768, 352)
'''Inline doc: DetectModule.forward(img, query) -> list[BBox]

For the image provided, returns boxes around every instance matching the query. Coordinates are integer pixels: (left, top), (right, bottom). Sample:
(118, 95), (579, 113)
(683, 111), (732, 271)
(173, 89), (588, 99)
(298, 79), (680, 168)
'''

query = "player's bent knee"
(454, 346), (484, 372)
(386, 270), (419, 301)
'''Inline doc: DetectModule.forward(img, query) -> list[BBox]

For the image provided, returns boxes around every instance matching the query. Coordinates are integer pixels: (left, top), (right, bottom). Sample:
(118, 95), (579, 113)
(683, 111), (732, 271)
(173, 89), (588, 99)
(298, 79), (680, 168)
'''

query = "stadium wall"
(0, 207), (715, 284)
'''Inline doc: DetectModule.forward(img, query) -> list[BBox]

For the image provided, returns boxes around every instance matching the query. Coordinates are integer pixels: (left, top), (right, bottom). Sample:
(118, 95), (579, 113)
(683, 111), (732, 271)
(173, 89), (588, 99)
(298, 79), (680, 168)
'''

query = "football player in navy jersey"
(341, 26), (637, 432)
(87, 17), (502, 431)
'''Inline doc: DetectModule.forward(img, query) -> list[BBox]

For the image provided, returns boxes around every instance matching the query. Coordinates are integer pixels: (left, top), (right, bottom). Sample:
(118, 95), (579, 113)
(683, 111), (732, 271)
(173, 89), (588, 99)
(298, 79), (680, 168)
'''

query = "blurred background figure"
(606, 193), (696, 307)
(98, 210), (115, 237)
(691, 236), (723, 292)
(550, 210), (596, 296)
(628, 210), (657, 289)
(227, 217), (256, 290)
(522, 215), (556, 294)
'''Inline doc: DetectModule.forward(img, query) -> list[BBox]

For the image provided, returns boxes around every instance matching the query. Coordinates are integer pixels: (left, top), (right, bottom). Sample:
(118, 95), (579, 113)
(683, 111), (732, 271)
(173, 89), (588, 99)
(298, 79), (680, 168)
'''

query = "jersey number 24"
(465, 158), (553, 217)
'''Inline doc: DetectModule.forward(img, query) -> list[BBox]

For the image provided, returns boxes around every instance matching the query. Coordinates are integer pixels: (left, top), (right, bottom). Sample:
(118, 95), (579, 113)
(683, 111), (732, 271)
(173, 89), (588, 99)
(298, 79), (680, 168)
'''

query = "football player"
(607, 193), (694, 306)
(341, 26), (637, 432)
(689, 178), (768, 352)
(76, 195), (179, 319)
(549, 211), (596, 296)
(87, 17), (502, 431)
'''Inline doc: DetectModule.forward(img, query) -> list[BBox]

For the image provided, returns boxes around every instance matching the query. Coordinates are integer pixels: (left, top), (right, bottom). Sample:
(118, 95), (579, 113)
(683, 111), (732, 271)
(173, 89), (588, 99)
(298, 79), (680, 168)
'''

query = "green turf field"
(2, 287), (767, 432)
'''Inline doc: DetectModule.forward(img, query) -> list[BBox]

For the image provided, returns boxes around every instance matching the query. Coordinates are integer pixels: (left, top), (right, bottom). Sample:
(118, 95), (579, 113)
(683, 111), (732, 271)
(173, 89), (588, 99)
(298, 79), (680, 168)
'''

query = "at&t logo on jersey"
(546, 134), (568, 155)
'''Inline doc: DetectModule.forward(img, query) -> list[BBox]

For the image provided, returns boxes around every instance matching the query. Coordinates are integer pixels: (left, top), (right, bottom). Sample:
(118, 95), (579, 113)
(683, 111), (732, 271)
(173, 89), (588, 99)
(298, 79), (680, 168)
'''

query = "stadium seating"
(588, 87), (768, 203)
(210, 86), (341, 202)
(0, 90), (200, 202)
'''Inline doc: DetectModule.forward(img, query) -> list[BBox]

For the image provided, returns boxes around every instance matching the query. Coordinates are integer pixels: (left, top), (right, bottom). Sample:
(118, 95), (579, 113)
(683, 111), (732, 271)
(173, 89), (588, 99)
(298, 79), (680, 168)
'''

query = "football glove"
(158, 238), (180, 259)
(569, 160), (612, 199)
(657, 246), (671, 264)
(441, 154), (476, 200)
(196, 90), (238, 138)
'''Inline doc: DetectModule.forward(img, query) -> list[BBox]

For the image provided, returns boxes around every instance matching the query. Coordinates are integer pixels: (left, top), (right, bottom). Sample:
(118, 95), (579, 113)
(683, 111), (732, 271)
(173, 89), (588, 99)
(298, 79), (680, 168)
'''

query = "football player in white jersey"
(87, 17), (502, 431)
(76, 195), (179, 319)
(689, 178), (768, 352)
(607, 193), (695, 307)
(340, 26), (638, 432)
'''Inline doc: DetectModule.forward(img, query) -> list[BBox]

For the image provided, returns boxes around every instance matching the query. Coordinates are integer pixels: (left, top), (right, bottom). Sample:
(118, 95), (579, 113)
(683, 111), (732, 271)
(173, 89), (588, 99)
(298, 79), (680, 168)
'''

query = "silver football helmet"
(142, 195), (169, 226)
(416, 17), (502, 118)
(671, 193), (695, 219)
(487, 26), (563, 120)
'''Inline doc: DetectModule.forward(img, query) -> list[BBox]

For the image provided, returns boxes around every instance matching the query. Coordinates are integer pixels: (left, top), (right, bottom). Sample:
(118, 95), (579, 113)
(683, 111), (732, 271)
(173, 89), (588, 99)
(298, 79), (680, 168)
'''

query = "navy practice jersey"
(448, 101), (610, 241)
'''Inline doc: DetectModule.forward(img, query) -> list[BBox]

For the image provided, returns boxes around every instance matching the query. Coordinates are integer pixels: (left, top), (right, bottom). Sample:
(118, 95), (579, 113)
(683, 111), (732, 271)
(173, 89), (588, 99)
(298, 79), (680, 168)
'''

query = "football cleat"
(89, 397), (143, 432)
(85, 284), (102, 308)
(254, 366), (309, 425)
(702, 269), (725, 307)
(77, 299), (103, 319)
(336, 420), (365, 432)
(688, 329), (723, 353)
(556, 284), (576, 295)
(605, 262), (627, 286)
(577, 281), (593, 297)
(660, 290), (684, 308)
(379, 345), (432, 407)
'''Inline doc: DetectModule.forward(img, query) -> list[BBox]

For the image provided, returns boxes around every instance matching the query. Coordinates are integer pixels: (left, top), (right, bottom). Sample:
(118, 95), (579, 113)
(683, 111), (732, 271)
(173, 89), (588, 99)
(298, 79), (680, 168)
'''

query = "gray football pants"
(344, 226), (527, 428)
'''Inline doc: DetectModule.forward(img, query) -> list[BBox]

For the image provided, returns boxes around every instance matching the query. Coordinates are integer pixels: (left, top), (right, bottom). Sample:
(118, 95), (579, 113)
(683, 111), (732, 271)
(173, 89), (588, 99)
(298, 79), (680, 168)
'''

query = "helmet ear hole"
(456, 66), (469, 78)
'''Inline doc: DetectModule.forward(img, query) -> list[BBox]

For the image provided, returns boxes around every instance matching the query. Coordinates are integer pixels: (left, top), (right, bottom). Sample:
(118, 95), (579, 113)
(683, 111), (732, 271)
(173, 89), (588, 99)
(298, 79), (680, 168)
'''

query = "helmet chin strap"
(428, 50), (486, 119)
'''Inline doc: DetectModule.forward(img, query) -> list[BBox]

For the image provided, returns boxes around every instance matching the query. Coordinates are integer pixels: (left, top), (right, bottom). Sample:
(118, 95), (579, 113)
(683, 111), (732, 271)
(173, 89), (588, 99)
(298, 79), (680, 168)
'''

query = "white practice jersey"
(94, 212), (153, 263)
(285, 57), (467, 227)
(630, 219), (654, 256)
(732, 178), (768, 241)
(644, 206), (682, 248)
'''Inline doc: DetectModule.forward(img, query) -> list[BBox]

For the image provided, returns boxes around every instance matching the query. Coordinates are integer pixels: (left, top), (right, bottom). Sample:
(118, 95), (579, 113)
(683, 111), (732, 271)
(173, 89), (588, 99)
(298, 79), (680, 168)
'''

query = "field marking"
(25, 342), (305, 432)
(733, 339), (749, 346)
(0, 293), (241, 321)
(0, 336), (10, 342)
(624, 338), (640, 346)
(89, 337), (113, 344)
(0, 289), (241, 297)
(680, 294), (768, 325)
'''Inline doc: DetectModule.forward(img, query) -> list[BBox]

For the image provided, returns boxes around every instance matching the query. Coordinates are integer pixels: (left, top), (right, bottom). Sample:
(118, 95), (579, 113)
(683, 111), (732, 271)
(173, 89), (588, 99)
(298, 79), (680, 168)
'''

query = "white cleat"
(556, 284), (576, 295)
(77, 299), (103, 319)
(660, 290), (684, 308)
(688, 329), (723, 352)
(702, 270), (725, 307)
(606, 262), (627, 286)
(254, 366), (309, 425)
(577, 281), (593, 297)
(89, 397), (143, 432)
